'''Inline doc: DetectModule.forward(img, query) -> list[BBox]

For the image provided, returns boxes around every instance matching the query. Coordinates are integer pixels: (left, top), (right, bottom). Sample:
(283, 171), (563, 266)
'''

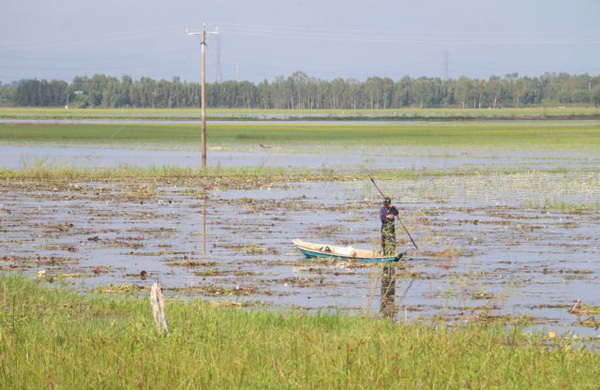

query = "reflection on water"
(202, 194), (208, 256)
(380, 266), (396, 321)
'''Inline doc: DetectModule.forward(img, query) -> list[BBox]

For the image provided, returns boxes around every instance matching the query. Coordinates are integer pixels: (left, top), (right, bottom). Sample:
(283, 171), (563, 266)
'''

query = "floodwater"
(2, 144), (599, 171)
(1, 137), (599, 337)
(1, 171), (599, 336)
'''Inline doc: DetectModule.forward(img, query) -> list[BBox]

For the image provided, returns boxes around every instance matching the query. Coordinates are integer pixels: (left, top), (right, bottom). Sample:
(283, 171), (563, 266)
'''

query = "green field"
(1, 121), (600, 150)
(1, 275), (598, 389)
(1, 106), (600, 120)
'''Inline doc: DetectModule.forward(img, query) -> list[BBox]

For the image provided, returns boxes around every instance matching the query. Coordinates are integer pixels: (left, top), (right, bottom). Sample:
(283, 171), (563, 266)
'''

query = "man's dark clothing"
(379, 205), (397, 255)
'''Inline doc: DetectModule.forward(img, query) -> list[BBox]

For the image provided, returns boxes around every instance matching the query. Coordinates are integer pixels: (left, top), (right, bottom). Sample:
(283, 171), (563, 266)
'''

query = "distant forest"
(1, 71), (599, 109)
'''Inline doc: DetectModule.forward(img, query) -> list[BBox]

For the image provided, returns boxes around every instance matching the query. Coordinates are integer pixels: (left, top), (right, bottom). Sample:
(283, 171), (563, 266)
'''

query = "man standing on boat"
(380, 197), (398, 256)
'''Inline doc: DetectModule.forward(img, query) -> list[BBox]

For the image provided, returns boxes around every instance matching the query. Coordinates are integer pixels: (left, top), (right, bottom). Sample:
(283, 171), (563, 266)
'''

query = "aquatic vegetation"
(570, 301), (600, 316)
(244, 242), (267, 255)
(97, 283), (145, 294)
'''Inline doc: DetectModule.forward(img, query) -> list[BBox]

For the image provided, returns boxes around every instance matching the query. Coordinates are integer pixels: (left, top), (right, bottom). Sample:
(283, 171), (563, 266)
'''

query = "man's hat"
(383, 197), (391, 203)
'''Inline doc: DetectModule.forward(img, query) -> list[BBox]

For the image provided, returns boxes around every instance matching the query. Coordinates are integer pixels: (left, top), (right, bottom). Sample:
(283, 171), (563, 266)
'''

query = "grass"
(1, 121), (600, 150)
(1, 106), (600, 120)
(2, 162), (594, 184)
(1, 274), (599, 389)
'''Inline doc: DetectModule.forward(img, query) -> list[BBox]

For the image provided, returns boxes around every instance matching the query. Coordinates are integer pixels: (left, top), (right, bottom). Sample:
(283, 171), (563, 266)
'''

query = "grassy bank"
(0, 275), (598, 389)
(1, 121), (600, 149)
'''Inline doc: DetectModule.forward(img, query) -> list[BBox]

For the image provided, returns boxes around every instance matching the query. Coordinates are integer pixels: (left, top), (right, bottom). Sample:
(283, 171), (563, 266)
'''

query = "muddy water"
(1, 174), (598, 336)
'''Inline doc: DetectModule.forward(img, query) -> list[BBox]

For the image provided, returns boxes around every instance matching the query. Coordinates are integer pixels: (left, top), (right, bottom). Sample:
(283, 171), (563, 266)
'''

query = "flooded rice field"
(1, 169), (599, 336)
(2, 144), (600, 171)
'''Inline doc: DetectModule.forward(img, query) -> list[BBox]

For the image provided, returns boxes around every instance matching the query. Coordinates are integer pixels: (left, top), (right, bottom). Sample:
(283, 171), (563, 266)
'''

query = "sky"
(1, 0), (599, 84)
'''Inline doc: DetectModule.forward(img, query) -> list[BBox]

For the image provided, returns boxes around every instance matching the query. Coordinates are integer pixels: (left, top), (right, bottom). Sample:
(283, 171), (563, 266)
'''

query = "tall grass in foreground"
(1, 275), (598, 389)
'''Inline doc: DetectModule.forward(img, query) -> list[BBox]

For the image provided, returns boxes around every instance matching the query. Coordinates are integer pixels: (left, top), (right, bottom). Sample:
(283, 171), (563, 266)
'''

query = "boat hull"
(293, 239), (403, 263)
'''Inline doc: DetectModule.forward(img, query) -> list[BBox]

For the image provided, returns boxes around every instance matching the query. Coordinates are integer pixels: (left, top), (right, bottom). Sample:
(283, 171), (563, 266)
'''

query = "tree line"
(2, 71), (599, 109)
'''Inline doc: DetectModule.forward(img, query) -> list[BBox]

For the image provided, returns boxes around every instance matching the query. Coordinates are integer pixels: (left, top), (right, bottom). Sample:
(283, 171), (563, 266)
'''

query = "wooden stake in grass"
(150, 282), (169, 334)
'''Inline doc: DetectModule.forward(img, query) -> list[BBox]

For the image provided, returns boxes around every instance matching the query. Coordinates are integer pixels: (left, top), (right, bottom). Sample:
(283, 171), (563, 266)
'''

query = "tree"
(4, 71), (599, 109)
(593, 88), (600, 107)
(455, 76), (474, 108)
(393, 76), (412, 107)
(364, 77), (384, 109)
(412, 77), (434, 108)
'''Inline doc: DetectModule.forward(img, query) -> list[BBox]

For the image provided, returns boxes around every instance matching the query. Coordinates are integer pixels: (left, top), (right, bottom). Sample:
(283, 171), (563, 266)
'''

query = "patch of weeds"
(420, 248), (466, 259)
(577, 317), (600, 328)
(277, 276), (332, 287)
(564, 269), (594, 274)
(168, 260), (217, 267)
(395, 270), (428, 279)
(56, 273), (89, 279)
(195, 269), (226, 277)
(470, 291), (495, 300)
(97, 284), (144, 294)
(210, 300), (263, 308)
(244, 243), (266, 255)
(570, 301), (600, 315)
(125, 183), (158, 198)
(464, 313), (535, 325)
(182, 285), (259, 296)
(108, 240), (144, 250)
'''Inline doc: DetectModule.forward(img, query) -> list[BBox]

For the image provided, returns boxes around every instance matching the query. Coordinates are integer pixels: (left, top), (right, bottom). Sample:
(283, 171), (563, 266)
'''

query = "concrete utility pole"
(186, 25), (210, 167)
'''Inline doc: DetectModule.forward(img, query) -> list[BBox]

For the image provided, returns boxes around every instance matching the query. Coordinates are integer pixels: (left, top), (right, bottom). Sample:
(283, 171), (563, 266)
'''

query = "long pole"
(369, 177), (386, 198)
(200, 28), (207, 168)
(369, 177), (419, 250)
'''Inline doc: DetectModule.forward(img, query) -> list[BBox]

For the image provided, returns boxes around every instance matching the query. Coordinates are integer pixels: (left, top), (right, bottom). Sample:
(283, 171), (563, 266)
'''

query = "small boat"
(293, 239), (404, 263)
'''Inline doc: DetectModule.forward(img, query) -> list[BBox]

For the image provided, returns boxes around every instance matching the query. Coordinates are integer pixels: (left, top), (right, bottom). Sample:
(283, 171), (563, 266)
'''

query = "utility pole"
(186, 25), (208, 167)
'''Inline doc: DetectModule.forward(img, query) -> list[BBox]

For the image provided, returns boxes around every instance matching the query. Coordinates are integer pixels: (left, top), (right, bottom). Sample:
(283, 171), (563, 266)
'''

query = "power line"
(0, 25), (183, 50)
(210, 22), (600, 45)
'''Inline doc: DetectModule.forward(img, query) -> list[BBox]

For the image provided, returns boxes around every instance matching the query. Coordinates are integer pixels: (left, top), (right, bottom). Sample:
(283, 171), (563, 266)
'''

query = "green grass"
(1, 275), (598, 389)
(2, 163), (593, 184)
(1, 106), (600, 120)
(1, 121), (600, 149)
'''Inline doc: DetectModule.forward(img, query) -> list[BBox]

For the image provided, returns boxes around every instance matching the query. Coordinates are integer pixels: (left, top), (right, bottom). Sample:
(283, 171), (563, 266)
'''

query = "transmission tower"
(443, 51), (450, 81)
(211, 27), (222, 83)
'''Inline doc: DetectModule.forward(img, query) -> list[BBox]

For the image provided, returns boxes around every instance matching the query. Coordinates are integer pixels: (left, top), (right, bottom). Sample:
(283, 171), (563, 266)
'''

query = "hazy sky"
(1, 0), (599, 83)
